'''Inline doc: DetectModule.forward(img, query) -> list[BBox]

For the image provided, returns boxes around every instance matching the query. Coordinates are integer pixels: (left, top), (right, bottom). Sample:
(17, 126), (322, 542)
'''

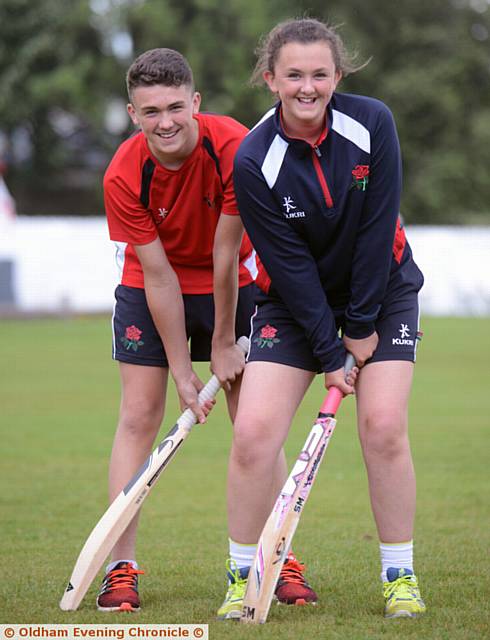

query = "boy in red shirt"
(98, 48), (314, 613)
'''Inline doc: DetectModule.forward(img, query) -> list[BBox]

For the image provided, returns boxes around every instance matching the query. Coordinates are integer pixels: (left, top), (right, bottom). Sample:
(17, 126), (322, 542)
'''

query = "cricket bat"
(60, 336), (249, 611)
(241, 354), (355, 624)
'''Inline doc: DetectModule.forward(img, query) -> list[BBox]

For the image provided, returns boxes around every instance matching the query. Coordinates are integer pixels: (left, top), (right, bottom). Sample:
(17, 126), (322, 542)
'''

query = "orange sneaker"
(96, 562), (144, 612)
(275, 552), (318, 605)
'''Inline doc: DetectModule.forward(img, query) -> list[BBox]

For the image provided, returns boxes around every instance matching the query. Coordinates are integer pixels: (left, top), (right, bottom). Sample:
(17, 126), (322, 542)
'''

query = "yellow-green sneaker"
(383, 567), (426, 618)
(217, 560), (249, 620)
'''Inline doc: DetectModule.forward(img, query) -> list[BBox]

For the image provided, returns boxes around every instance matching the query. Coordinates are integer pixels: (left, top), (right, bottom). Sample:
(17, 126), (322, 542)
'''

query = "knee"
(359, 409), (408, 458)
(118, 397), (164, 439)
(231, 413), (278, 471)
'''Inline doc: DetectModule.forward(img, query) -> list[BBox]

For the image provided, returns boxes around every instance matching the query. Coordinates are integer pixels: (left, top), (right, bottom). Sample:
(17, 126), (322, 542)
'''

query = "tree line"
(0, 0), (489, 224)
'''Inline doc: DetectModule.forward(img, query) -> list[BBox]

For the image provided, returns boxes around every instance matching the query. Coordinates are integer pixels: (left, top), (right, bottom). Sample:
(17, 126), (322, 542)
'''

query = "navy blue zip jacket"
(234, 92), (423, 372)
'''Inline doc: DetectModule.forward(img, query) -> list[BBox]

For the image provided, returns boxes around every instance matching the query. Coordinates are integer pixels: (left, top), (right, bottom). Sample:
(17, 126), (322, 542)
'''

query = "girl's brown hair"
(251, 18), (367, 85)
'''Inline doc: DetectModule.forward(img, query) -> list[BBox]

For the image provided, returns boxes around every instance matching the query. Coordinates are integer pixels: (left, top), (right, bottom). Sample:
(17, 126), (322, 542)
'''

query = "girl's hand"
(324, 364), (359, 395)
(343, 332), (379, 367)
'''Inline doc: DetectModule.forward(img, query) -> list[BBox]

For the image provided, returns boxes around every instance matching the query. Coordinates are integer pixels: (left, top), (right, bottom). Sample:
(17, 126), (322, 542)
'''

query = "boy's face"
(128, 83), (201, 168)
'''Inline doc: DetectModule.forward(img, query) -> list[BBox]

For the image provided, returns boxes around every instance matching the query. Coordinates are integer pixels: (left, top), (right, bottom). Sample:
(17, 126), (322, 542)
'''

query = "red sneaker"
(97, 562), (144, 612)
(275, 552), (318, 605)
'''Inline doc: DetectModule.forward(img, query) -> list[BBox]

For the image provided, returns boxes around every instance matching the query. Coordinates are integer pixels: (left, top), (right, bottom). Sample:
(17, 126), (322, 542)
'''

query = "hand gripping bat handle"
(320, 352), (356, 417)
(176, 336), (250, 431)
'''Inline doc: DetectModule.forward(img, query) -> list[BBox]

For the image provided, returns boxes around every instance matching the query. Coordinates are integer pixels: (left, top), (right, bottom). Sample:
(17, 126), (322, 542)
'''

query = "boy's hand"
(211, 342), (246, 391)
(174, 370), (215, 424)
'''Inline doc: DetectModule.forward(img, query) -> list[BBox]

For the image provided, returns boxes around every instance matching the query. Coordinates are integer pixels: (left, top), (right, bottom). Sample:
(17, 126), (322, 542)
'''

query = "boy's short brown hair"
(126, 48), (194, 99)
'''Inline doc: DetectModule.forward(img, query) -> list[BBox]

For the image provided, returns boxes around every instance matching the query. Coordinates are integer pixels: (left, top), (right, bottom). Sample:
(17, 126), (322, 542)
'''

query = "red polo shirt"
(105, 112), (255, 293)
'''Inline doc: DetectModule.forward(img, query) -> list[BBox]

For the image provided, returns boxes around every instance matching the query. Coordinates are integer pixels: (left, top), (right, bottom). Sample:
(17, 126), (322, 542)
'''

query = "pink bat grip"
(319, 353), (356, 416)
(320, 387), (343, 415)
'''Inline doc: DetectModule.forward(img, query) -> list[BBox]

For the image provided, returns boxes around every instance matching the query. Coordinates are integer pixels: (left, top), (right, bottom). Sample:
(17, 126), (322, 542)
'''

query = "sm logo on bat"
(294, 496), (305, 513)
(242, 604), (256, 620)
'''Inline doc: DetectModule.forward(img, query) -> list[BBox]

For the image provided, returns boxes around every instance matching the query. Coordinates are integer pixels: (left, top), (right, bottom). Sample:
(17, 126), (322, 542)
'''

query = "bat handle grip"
(178, 336), (250, 427)
(320, 352), (356, 416)
(194, 336), (250, 404)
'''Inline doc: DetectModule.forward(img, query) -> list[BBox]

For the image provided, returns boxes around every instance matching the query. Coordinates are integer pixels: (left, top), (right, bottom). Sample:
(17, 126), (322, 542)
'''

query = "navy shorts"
(248, 287), (422, 372)
(112, 283), (256, 367)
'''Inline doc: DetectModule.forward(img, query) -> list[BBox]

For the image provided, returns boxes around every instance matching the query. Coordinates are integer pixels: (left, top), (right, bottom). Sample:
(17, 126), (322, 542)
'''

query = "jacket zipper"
(312, 146), (334, 209)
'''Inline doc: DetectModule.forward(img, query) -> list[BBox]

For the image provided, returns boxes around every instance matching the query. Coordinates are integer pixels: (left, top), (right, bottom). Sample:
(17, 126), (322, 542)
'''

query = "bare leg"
(227, 362), (314, 543)
(356, 361), (416, 542)
(224, 372), (289, 510)
(109, 363), (168, 561)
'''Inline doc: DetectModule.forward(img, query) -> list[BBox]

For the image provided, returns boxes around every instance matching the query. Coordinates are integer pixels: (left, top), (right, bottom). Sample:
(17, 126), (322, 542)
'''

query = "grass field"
(0, 315), (489, 639)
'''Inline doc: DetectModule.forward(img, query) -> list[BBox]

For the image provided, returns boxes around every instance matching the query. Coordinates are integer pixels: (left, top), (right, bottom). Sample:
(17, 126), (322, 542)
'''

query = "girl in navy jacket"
(218, 18), (425, 621)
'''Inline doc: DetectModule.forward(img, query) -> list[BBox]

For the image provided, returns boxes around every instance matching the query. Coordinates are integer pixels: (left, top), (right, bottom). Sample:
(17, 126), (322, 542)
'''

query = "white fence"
(0, 217), (489, 316)
(407, 226), (490, 316)
(0, 217), (117, 313)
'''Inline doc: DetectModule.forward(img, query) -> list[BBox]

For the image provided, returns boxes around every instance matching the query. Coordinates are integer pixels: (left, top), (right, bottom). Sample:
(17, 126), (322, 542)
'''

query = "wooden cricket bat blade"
(241, 416), (337, 623)
(60, 336), (249, 611)
(59, 425), (187, 610)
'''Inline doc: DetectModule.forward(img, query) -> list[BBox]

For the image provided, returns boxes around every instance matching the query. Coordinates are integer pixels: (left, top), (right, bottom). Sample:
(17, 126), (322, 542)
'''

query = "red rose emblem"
(125, 325), (142, 341)
(120, 325), (145, 352)
(260, 324), (278, 339)
(351, 165), (370, 192)
(352, 165), (369, 180)
(254, 323), (281, 349)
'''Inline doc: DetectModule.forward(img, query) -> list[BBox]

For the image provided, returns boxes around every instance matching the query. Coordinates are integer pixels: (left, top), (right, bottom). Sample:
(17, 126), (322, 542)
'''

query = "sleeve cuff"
(320, 344), (346, 373)
(343, 320), (376, 340)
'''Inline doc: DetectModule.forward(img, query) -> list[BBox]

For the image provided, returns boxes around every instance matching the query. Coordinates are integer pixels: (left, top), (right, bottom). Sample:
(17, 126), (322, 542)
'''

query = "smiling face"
(264, 41), (341, 142)
(127, 83), (201, 168)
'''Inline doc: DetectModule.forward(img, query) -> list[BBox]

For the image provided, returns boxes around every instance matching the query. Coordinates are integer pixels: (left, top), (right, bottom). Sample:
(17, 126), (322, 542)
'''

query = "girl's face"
(264, 41), (341, 141)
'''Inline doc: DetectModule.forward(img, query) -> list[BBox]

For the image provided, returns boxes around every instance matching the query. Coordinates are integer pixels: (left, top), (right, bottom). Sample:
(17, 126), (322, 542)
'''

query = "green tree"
(0, 0), (124, 213)
(0, 0), (489, 223)
(338, 0), (490, 223)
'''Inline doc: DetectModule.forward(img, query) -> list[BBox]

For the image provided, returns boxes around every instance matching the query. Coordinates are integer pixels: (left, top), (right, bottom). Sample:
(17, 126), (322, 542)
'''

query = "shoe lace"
(105, 565), (145, 592)
(279, 556), (307, 585)
(383, 574), (417, 600)
(225, 559), (247, 587)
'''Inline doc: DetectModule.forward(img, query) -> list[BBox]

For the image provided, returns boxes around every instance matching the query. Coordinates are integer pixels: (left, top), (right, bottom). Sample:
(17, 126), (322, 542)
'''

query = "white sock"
(229, 538), (256, 571)
(379, 540), (413, 582)
(106, 559), (138, 573)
